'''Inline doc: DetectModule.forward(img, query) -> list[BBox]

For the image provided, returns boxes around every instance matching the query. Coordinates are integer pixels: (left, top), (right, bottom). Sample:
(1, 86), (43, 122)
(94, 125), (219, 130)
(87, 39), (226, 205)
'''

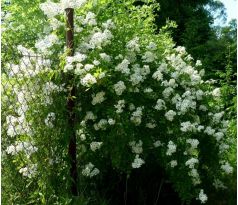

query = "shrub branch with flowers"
(2, 0), (235, 204)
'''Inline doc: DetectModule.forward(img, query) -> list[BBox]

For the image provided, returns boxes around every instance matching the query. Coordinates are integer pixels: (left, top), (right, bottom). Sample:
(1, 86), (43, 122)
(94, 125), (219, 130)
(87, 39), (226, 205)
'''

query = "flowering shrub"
(2, 0), (235, 204)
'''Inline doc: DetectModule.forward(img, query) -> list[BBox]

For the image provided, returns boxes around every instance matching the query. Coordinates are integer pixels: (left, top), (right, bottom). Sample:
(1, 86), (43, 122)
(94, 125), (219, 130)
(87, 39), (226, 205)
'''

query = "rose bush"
(2, 0), (235, 204)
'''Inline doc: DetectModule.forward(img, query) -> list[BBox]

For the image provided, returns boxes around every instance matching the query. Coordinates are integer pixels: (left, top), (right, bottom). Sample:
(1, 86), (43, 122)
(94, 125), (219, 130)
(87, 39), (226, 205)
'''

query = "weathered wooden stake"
(65, 7), (78, 196)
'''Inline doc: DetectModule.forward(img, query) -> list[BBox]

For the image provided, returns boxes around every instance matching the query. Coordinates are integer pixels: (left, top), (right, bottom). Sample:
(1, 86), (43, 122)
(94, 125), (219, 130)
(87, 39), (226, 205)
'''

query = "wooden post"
(65, 8), (78, 196)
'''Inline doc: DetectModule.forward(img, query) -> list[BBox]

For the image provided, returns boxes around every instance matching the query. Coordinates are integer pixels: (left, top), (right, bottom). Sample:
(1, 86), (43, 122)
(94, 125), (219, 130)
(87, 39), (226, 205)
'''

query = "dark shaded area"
(96, 162), (183, 205)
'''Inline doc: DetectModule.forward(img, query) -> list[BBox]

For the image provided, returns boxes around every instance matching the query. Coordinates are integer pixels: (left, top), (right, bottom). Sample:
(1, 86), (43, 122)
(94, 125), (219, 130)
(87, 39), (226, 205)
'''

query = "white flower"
(114, 81), (126, 95)
(40, 1), (62, 18)
(153, 140), (163, 148)
(214, 132), (224, 141)
(198, 189), (208, 204)
(195, 60), (202, 67)
(90, 142), (103, 152)
(114, 100), (125, 113)
(64, 63), (74, 72)
(142, 51), (156, 62)
(82, 162), (100, 177)
(91, 91), (106, 105)
(93, 60), (100, 65)
(99, 53), (111, 62)
(60, 0), (87, 9)
(83, 12), (97, 26)
(89, 29), (113, 49)
(81, 73), (97, 87)
(76, 129), (86, 141)
(212, 88), (221, 98)
(221, 162), (233, 174)
(45, 112), (56, 128)
(166, 141), (176, 156)
(212, 112), (224, 124)
(115, 59), (130, 75)
(197, 125), (205, 132)
(204, 126), (215, 136)
(19, 164), (37, 178)
(199, 105), (208, 112)
(129, 140), (143, 154)
(6, 145), (17, 155)
(108, 118), (115, 125)
(84, 111), (96, 121)
(213, 179), (227, 189)
(219, 143), (230, 153)
(35, 34), (58, 54)
(97, 119), (108, 130)
(126, 37), (140, 52)
(162, 87), (174, 98)
(146, 42), (157, 51)
(185, 158), (199, 169)
(152, 70), (163, 81)
(73, 52), (87, 62)
(49, 18), (64, 29)
(144, 88), (153, 93)
(84, 64), (94, 71)
(170, 160), (178, 168)
(146, 122), (156, 129)
(186, 139), (199, 149)
(102, 19), (115, 29)
(132, 155), (145, 168)
(129, 103), (135, 111)
(130, 107), (143, 125)
(155, 99), (166, 110)
(196, 90), (204, 100)
(130, 73), (143, 86)
(165, 110), (176, 121)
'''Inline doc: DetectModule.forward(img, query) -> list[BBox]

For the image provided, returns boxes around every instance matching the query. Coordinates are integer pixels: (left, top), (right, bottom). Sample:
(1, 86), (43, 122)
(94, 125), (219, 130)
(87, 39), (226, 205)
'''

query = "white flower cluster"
(94, 119), (108, 130)
(221, 162), (233, 174)
(89, 29), (113, 49)
(142, 51), (157, 63)
(169, 160), (178, 168)
(126, 37), (140, 52)
(145, 121), (156, 129)
(35, 34), (58, 54)
(166, 141), (176, 156)
(82, 162), (100, 177)
(115, 59), (130, 75)
(154, 99), (166, 110)
(153, 140), (163, 148)
(80, 73), (97, 87)
(90, 142), (103, 152)
(185, 158), (199, 169)
(130, 107), (143, 125)
(114, 100), (125, 113)
(129, 140), (143, 154)
(76, 129), (86, 141)
(114, 81), (126, 95)
(40, 0), (87, 18)
(44, 112), (56, 128)
(82, 11), (97, 26)
(108, 118), (115, 125)
(19, 164), (37, 178)
(6, 141), (38, 158)
(164, 110), (176, 121)
(180, 121), (199, 132)
(91, 91), (106, 105)
(186, 139), (199, 149)
(6, 115), (31, 137)
(132, 155), (145, 168)
(198, 189), (208, 204)
(213, 179), (227, 190)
